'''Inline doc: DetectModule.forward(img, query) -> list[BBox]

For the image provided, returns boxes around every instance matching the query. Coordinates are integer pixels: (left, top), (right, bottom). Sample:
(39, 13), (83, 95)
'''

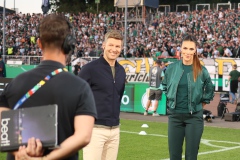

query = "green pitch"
(1, 119), (239, 160)
(118, 119), (240, 160)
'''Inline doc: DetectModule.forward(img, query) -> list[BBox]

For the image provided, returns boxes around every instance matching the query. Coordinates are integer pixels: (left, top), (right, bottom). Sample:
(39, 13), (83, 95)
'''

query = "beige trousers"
(83, 126), (120, 160)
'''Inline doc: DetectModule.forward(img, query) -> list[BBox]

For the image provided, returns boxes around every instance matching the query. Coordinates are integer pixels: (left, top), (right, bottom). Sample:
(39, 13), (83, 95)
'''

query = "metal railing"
(4, 55), (100, 66)
(4, 55), (42, 65)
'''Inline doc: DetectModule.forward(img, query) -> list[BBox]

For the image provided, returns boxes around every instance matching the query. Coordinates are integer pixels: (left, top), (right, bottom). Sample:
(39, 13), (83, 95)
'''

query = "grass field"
(1, 119), (240, 160)
(118, 119), (240, 160)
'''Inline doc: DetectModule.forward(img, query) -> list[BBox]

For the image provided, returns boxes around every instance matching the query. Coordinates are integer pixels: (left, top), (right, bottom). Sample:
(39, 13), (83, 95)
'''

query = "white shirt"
(197, 48), (203, 54)
(212, 50), (219, 58)
(224, 48), (233, 57)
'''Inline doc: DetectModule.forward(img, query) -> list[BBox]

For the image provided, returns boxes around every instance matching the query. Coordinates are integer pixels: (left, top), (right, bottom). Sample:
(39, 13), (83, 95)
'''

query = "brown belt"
(94, 124), (119, 129)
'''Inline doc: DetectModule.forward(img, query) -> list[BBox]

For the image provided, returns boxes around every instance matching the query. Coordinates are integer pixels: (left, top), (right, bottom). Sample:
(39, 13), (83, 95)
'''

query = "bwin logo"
(1, 118), (10, 146)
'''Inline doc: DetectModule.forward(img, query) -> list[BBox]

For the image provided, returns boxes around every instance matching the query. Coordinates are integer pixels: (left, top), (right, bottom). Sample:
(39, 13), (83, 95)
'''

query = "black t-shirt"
(74, 64), (80, 75)
(202, 50), (208, 58)
(0, 60), (97, 160)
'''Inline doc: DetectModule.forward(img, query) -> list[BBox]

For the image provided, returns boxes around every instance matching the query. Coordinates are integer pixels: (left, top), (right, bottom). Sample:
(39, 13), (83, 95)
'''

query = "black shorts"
(148, 89), (162, 100)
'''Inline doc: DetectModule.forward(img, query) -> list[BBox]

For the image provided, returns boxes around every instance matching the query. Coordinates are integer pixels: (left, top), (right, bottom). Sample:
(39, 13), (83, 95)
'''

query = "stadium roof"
(0, 6), (16, 14)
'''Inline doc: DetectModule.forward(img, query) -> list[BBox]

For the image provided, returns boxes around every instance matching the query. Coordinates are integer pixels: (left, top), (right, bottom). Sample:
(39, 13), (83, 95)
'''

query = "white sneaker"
(152, 113), (160, 116)
(144, 111), (148, 116)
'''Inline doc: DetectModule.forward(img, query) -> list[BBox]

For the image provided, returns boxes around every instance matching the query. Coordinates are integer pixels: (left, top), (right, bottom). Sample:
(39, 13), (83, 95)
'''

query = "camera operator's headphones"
(38, 18), (76, 55)
(62, 20), (76, 55)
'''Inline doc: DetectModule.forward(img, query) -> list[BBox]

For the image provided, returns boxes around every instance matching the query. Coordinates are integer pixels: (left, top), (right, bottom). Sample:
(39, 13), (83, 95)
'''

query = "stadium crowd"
(0, 7), (240, 61)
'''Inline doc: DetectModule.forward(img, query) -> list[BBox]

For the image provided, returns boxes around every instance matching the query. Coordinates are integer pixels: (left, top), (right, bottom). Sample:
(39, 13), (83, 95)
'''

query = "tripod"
(221, 102), (229, 120)
(237, 115), (240, 122)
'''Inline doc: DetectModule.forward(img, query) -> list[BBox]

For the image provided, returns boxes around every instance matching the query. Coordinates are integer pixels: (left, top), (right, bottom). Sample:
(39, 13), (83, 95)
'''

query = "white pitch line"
(201, 139), (240, 148)
(21, 67), (27, 71)
(120, 130), (240, 160)
(162, 146), (240, 160)
(199, 145), (240, 155)
(121, 130), (168, 138)
(202, 139), (229, 149)
(201, 139), (240, 145)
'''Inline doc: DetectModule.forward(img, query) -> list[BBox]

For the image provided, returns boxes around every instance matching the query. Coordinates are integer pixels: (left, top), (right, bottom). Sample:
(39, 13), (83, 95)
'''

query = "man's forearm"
(44, 134), (90, 160)
(44, 116), (94, 160)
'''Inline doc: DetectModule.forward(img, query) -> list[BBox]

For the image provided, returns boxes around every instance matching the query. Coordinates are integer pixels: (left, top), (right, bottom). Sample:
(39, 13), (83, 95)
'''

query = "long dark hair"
(182, 34), (202, 82)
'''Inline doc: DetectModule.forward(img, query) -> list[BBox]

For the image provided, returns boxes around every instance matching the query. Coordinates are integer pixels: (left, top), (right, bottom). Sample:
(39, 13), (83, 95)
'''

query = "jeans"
(229, 91), (236, 103)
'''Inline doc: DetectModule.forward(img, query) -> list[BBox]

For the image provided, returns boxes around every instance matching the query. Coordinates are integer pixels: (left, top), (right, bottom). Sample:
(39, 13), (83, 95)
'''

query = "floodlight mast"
(124, 0), (128, 57)
(3, 0), (6, 61)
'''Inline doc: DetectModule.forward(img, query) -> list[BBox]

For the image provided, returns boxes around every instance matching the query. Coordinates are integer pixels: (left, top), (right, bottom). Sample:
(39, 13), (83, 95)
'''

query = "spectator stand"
(157, 5), (170, 16)
(0, 7), (15, 14)
(196, 4), (210, 11)
(0, 2), (239, 68)
(176, 4), (190, 12)
(217, 2), (231, 11)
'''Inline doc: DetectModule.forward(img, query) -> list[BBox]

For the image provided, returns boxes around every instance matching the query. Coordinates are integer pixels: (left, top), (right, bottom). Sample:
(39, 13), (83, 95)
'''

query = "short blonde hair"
(233, 64), (237, 69)
(104, 30), (123, 42)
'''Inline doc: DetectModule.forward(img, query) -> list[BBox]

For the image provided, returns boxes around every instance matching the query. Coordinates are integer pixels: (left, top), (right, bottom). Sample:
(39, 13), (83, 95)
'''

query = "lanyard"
(13, 68), (68, 110)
